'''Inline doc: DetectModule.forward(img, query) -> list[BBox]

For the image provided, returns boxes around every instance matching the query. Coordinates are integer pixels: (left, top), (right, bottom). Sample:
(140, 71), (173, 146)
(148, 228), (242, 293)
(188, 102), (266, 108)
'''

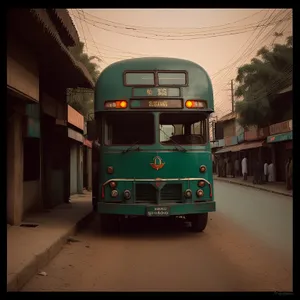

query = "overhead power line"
(69, 10), (291, 41)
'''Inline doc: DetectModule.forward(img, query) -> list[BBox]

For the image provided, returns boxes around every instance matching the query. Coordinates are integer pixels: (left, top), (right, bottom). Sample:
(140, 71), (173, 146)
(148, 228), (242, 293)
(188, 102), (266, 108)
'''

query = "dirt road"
(21, 211), (292, 291)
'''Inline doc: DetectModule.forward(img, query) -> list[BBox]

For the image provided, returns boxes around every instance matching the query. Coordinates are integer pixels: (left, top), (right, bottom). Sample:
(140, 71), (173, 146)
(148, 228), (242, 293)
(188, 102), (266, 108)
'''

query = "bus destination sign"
(130, 99), (183, 109)
(132, 87), (180, 97)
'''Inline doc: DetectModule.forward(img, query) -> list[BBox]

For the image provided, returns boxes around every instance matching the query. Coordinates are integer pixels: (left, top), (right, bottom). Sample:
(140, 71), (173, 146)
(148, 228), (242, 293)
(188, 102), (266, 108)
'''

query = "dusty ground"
(21, 211), (292, 292)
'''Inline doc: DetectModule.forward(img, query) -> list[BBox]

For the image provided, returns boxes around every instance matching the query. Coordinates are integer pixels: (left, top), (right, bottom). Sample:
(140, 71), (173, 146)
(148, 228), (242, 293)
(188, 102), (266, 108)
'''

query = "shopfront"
(267, 120), (292, 181)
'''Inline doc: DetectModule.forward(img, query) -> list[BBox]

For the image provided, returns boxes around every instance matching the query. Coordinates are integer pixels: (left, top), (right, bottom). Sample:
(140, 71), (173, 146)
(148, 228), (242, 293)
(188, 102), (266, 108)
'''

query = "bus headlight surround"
(196, 189), (204, 197)
(184, 189), (192, 198)
(199, 165), (206, 173)
(111, 189), (118, 198)
(124, 190), (131, 200)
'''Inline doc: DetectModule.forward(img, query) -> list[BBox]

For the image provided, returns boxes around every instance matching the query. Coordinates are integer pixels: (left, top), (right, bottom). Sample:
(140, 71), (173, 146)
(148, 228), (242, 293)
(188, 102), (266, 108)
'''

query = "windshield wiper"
(122, 141), (140, 154)
(159, 128), (187, 152)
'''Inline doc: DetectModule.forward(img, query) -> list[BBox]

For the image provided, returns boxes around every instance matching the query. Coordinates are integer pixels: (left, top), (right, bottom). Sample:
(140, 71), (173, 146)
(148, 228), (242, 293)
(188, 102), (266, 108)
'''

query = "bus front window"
(104, 113), (155, 145)
(160, 113), (208, 145)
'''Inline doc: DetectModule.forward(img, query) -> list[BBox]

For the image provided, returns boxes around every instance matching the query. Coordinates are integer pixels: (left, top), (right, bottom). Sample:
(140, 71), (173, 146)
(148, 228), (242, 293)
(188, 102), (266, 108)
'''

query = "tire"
(100, 214), (119, 233)
(189, 213), (208, 232)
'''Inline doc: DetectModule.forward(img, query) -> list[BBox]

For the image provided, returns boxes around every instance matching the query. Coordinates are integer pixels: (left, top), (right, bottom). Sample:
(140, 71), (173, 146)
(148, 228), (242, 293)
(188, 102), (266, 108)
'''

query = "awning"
(68, 128), (83, 143)
(237, 140), (265, 151)
(215, 140), (265, 154)
(83, 139), (92, 148)
(215, 144), (240, 154)
(267, 131), (292, 143)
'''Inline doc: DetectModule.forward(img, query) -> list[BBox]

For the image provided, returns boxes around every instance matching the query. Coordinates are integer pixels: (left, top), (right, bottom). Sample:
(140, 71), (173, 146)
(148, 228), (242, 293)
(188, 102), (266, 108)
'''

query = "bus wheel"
(100, 214), (119, 233)
(189, 213), (208, 232)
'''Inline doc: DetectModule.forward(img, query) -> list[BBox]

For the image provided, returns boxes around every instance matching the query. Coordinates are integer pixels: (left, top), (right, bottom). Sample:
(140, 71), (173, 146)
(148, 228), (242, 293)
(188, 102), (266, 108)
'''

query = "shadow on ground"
(80, 213), (211, 240)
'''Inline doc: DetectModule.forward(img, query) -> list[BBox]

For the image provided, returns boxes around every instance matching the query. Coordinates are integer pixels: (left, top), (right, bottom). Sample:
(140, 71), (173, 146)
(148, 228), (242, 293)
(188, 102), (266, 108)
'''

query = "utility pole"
(231, 79), (234, 112)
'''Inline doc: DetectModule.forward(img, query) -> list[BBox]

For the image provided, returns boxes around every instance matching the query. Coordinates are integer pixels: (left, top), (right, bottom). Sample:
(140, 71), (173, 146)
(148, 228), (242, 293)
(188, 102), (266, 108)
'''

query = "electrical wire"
(81, 9), (265, 32)
(69, 10), (291, 41)
(212, 10), (291, 112)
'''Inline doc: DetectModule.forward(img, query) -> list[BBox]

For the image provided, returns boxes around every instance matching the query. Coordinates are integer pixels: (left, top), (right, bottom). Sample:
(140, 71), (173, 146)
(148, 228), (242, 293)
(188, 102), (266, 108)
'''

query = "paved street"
(21, 182), (293, 292)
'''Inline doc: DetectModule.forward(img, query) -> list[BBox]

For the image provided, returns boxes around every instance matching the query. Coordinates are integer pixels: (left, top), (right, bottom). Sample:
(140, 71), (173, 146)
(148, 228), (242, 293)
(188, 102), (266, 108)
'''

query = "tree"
(234, 35), (293, 128)
(67, 41), (101, 118)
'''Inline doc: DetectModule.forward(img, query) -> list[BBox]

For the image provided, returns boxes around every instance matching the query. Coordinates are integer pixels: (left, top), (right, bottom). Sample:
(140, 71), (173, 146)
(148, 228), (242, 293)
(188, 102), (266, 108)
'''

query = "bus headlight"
(124, 190), (131, 200)
(111, 190), (118, 198)
(196, 189), (204, 197)
(199, 165), (206, 173)
(184, 189), (192, 198)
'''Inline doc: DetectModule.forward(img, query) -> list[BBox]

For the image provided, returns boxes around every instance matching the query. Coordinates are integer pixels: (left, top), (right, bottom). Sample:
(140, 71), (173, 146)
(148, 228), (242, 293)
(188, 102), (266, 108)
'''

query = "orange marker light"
(119, 100), (127, 108)
(105, 100), (128, 109)
(185, 100), (206, 109)
(186, 100), (193, 108)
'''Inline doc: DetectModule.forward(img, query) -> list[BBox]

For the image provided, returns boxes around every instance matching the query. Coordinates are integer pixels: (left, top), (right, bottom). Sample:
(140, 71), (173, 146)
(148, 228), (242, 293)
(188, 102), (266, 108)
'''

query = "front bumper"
(97, 201), (216, 216)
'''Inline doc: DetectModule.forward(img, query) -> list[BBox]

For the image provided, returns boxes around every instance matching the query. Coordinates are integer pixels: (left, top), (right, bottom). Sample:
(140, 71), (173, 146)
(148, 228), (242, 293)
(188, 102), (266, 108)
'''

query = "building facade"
(7, 9), (94, 225)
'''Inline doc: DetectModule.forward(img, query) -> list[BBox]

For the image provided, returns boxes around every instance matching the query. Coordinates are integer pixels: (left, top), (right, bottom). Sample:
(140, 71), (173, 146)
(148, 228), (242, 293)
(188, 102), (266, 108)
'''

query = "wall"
(70, 142), (78, 194)
(269, 120), (292, 135)
(7, 104), (24, 225)
(77, 145), (83, 193)
(87, 148), (92, 190)
(23, 181), (40, 214)
(235, 119), (244, 136)
(7, 35), (39, 102)
(68, 105), (84, 130)
(223, 119), (236, 137)
(6, 34), (41, 224)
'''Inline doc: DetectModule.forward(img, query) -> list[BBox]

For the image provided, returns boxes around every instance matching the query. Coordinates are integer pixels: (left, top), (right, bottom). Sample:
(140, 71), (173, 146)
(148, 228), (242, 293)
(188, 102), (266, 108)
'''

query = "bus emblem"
(150, 156), (165, 170)
(146, 89), (153, 96)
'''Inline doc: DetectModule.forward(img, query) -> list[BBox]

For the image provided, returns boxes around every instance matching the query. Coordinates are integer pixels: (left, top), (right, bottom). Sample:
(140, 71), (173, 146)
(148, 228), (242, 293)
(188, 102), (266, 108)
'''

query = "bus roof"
(94, 57), (214, 112)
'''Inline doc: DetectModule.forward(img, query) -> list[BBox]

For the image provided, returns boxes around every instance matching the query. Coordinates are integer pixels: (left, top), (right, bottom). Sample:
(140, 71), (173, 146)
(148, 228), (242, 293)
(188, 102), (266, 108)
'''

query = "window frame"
(159, 113), (209, 146)
(123, 70), (188, 87)
(103, 112), (156, 146)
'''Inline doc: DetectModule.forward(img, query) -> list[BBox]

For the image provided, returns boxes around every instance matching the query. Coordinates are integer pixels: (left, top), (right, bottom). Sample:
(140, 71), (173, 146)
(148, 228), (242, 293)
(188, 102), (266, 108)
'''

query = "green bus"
(89, 57), (216, 232)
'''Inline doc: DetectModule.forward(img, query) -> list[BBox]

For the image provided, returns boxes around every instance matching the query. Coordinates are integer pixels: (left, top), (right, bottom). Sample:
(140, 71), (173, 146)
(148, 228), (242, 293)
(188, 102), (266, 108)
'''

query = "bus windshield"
(104, 113), (155, 145)
(160, 113), (208, 145)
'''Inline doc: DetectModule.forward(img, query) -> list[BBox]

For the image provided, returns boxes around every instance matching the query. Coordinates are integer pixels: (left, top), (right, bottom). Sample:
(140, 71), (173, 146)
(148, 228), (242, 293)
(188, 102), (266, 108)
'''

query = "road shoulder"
(214, 176), (292, 197)
(7, 192), (93, 291)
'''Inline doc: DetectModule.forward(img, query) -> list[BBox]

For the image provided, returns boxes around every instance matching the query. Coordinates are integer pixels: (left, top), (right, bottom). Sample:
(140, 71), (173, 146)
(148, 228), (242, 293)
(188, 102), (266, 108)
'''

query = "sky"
(69, 8), (292, 118)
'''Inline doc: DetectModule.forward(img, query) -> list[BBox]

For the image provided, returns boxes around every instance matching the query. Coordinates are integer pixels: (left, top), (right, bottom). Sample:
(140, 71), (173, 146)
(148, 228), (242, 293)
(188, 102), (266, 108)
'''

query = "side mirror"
(87, 120), (97, 140)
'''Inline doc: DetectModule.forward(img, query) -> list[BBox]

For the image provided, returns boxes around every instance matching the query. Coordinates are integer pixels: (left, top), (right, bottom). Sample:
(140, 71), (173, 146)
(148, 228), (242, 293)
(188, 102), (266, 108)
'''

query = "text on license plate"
(146, 206), (170, 217)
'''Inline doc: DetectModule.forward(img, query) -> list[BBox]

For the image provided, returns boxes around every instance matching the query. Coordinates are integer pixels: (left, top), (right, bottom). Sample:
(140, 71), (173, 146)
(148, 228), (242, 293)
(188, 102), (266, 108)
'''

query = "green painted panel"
(267, 131), (292, 143)
(99, 151), (214, 203)
(98, 201), (216, 216)
(26, 117), (40, 138)
(95, 57), (213, 112)
(26, 104), (40, 118)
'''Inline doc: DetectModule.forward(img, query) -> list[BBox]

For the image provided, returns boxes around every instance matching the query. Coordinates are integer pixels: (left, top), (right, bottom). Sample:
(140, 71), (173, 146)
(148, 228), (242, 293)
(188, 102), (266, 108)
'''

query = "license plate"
(146, 206), (170, 217)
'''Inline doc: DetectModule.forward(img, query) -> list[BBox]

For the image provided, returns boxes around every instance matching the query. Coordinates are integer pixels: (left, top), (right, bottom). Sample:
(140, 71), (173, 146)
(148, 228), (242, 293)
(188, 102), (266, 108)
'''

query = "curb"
(214, 178), (292, 197)
(7, 211), (94, 292)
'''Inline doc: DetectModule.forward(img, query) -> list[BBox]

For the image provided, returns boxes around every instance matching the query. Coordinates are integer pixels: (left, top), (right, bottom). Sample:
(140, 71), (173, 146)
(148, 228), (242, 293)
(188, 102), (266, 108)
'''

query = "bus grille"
(161, 184), (182, 203)
(135, 184), (156, 203)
